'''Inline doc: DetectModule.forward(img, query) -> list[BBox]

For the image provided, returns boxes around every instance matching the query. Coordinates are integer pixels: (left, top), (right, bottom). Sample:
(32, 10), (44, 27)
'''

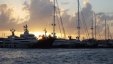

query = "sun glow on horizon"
(30, 32), (46, 37)
(0, 30), (107, 40)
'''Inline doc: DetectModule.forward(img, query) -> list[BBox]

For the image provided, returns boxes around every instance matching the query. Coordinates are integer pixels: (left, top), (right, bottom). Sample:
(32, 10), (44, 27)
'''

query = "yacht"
(1, 25), (38, 48)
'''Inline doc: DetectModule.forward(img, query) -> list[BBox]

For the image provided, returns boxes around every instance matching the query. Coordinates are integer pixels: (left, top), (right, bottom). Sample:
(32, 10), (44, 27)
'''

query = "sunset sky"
(0, 0), (113, 39)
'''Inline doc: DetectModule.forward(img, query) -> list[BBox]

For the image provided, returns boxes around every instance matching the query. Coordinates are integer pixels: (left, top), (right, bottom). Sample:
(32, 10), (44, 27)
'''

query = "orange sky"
(0, 0), (113, 40)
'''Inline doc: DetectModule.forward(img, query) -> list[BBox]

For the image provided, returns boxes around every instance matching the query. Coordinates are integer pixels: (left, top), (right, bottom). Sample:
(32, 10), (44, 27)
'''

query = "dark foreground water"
(0, 48), (113, 64)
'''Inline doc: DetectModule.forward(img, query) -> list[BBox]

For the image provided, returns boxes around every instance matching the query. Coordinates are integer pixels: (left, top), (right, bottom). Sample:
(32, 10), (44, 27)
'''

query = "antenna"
(10, 29), (16, 36)
(24, 24), (28, 31)
(24, 24), (29, 35)
(44, 28), (47, 37)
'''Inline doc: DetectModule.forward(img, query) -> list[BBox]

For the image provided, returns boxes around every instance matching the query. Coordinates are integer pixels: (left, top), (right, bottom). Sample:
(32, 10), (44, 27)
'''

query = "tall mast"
(77, 0), (80, 40)
(105, 18), (107, 40)
(94, 13), (97, 39)
(91, 16), (94, 39)
(52, 0), (56, 38)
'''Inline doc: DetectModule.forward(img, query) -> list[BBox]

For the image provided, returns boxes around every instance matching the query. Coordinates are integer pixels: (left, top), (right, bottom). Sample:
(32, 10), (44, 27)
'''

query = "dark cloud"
(97, 13), (113, 21)
(30, 0), (53, 19)
(0, 4), (18, 31)
(60, 2), (113, 38)
(0, 0), (113, 38)
(23, 0), (113, 37)
(22, 0), (54, 32)
(78, 3), (93, 35)
(62, 2), (94, 36)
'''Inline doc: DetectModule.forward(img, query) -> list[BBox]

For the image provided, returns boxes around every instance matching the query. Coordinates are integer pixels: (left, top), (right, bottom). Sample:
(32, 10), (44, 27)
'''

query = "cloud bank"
(0, 0), (113, 38)
(0, 4), (17, 31)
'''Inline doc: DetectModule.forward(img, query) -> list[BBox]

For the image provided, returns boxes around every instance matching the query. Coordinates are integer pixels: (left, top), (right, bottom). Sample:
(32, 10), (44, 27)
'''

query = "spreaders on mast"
(52, 0), (56, 38)
(77, 0), (80, 40)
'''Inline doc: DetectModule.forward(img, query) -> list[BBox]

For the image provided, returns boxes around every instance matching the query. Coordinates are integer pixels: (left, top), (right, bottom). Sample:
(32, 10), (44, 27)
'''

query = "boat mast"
(107, 25), (109, 39)
(105, 18), (107, 40)
(52, 0), (56, 38)
(77, 0), (80, 40)
(91, 14), (94, 39)
(94, 13), (97, 39)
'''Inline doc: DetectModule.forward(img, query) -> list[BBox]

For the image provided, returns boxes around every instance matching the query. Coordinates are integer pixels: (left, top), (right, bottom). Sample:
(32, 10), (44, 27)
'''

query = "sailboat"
(52, 0), (83, 48)
(81, 12), (98, 48)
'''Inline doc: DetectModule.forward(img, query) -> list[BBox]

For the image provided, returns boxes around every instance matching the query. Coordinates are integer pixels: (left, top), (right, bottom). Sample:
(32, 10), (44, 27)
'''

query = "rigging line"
(97, 26), (102, 39)
(105, 18), (107, 40)
(107, 24), (112, 39)
(55, 0), (62, 38)
(107, 24), (109, 39)
(79, 5), (90, 39)
(78, 1), (90, 39)
(81, 12), (90, 39)
(52, 0), (56, 37)
(109, 30), (112, 39)
(79, 12), (89, 39)
(93, 12), (97, 39)
(91, 14), (94, 39)
(56, 11), (62, 38)
(56, 0), (66, 38)
(96, 25), (102, 39)
(107, 24), (113, 39)
(107, 24), (110, 39)
(94, 13), (102, 39)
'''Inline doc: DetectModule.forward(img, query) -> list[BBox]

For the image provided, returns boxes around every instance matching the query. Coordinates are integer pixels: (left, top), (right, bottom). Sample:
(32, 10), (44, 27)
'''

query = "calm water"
(0, 48), (113, 64)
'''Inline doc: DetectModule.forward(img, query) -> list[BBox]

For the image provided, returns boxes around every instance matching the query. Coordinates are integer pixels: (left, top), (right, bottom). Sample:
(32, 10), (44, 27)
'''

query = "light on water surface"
(0, 49), (113, 64)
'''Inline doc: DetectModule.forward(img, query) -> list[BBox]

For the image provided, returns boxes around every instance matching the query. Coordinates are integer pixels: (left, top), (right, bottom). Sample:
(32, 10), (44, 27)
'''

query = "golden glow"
(50, 0), (53, 2)
(11, 6), (29, 24)
(60, 8), (65, 16)
(0, 31), (106, 40)
(30, 32), (45, 37)
(83, 0), (89, 5)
